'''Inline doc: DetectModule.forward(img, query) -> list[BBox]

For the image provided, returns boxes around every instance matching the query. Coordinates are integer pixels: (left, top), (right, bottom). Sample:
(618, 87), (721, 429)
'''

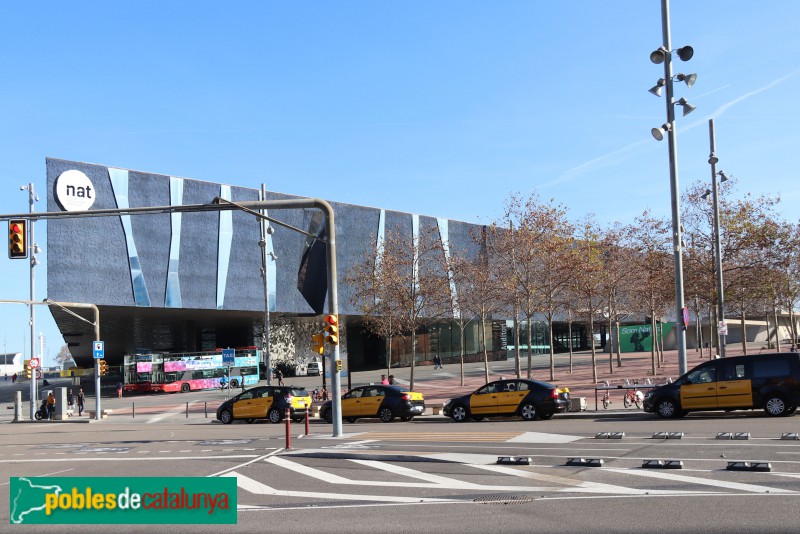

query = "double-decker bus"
(123, 349), (260, 393)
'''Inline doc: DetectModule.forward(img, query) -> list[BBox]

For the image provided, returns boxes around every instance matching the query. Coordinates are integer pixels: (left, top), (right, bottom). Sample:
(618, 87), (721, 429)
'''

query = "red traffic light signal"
(324, 315), (339, 345)
(8, 219), (28, 259)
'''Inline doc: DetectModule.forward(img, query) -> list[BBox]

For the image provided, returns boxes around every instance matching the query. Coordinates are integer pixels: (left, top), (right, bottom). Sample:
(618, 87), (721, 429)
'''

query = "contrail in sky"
(544, 69), (800, 188)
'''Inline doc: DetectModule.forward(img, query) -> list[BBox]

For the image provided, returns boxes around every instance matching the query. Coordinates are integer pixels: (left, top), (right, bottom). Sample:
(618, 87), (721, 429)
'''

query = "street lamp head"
(650, 47), (667, 64)
(708, 153), (719, 165)
(675, 97), (696, 116)
(651, 123), (671, 141)
(718, 170), (730, 183)
(676, 45), (694, 61)
(649, 78), (665, 97)
(701, 189), (712, 201)
(676, 73), (697, 87)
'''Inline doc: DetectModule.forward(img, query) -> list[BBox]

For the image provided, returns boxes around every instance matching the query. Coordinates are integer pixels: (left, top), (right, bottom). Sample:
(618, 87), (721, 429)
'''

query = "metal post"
(24, 183), (37, 421)
(708, 119), (727, 358)
(658, 0), (688, 374)
(284, 407), (292, 450)
(260, 184), (272, 386)
(304, 403), (310, 435)
(185, 402), (189, 418)
(132, 402), (135, 418)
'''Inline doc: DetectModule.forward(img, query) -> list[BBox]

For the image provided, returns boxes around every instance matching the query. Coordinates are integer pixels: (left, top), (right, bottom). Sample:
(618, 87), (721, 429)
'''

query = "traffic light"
(8, 219), (28, 259)
(335, 359), (343, 372)
(311, 333), (325, 355)
(25, 361), (32, 379)
(324, 314), (339, 345)
(98, 359), (107, 376)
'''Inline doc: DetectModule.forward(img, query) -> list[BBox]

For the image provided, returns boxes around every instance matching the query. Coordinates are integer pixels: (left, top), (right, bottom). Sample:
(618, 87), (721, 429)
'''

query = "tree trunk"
(526, 315), (533, 379)
(548, 317), (555, 381)
(513, 303), (521, 379)
(482, 316), (489, 383)
(741, 306), (747, 355)
(459, 321), (465, 386)
(386, 334), (393, 375)
(650, 314), (657, 376)
(410, 330), (416, 391)
(615, 321), (622, 367)
(568, 315), (574, 374)
(774, 304), (781, 352)
(607, 312), (613, 374)
(589, 314), (597, 383)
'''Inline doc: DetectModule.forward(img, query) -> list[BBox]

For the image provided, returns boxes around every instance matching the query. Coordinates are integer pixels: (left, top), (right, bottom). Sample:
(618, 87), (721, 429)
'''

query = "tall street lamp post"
(649, 0), (696, 375)
(701, 119), (728, 358)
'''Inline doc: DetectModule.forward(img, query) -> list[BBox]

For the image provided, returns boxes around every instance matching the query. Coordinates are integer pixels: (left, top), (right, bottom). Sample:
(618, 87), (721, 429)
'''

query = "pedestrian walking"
(77, 388), (85, 416)
(433, 355), (442, 369)
(116, 381), (123, 398)
(388, 374), (396, 385)
(275, 368), (284, 386)
(67, 388), (74, 417)
(46, 391), (56, 420)
(380, 374), (389, 385)
(11, 373), (16, 383)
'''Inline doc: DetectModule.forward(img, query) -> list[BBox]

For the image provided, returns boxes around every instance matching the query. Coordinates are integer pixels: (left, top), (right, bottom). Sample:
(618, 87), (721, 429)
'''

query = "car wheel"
(230, 379), (239, 388)
(655, 398), (679, 419)
(181, 383), (190, 393)
(379, 407), (395, 423)
(538, 412), (555, 420)
(450, 404), (468, 423)
(471, 415), (485, 422)
(220, 409), (233, 425)
(267, 408), (282, 423)
(520, 403), (537, 421)
(245, 418), (256, 424)
(400, 415), (414, 422)
(346, 417), (358, 423)
(322, 409), (333, 424)
(764, 395), (789, 417)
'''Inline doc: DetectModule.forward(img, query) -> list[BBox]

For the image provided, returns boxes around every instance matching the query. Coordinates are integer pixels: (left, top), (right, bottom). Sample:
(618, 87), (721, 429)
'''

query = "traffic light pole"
(2, 197), (342, 434)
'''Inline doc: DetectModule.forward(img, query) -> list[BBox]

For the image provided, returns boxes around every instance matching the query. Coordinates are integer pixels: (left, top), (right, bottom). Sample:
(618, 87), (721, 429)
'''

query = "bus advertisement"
(124, 349), (260, 393)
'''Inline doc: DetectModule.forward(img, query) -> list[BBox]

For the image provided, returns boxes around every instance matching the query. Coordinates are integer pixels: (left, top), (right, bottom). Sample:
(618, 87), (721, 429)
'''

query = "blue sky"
(1, 1), (798, 365)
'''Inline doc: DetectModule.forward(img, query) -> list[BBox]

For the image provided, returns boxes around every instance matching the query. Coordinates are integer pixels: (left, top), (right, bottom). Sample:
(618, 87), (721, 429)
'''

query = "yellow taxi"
(216, 386), (312, 424)
(319, 385), (425, 423)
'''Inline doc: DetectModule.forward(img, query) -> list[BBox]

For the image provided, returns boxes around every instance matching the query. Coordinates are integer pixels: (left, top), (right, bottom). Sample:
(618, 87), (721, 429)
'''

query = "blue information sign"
(222, 348), (235, 367)
(93, 341), (104, 360)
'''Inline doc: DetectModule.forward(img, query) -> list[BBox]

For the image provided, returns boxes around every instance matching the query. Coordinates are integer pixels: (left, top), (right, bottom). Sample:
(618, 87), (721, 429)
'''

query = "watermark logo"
(9, 477), (236, 524)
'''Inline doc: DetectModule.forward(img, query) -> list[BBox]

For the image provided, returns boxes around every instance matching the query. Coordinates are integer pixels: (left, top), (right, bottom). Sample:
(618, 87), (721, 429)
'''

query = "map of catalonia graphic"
(10, 477), (63, 524)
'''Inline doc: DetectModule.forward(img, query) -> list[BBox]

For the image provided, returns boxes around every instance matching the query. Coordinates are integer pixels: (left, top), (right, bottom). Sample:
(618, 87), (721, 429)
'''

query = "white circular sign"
(55, 170), (96, 211)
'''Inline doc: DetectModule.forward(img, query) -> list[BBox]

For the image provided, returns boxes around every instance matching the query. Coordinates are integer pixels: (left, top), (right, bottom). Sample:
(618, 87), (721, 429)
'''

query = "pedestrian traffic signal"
(25, 361), (32, 379)
(311, 333), (325, 355)
(98, 359), (107, 376)
(324, 314), (339, 345)
(335, 359), (343, 372)
(8, 219), (28, 259)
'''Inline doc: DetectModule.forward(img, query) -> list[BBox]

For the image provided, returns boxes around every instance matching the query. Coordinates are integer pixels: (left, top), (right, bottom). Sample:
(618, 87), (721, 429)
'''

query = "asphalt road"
(2, 405), (799, 533)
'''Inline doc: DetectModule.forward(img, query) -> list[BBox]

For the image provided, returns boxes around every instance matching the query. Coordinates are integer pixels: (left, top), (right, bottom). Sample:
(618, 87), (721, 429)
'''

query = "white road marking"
(604, 467), (795, 494)
(507, 432), (583, 444)
(230, 471), (459, 503)
(0, 454), (257, 464)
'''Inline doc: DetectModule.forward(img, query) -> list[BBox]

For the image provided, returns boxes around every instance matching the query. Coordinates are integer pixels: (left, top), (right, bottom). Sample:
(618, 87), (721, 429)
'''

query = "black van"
(643, 352), (800, 418)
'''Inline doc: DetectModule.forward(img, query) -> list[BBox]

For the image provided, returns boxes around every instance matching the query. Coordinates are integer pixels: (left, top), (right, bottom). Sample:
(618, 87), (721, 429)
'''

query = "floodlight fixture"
(675, 97), (696, 116)
(649, 79), (666, 97)
(676, 73), (697, 87)
(701, 189), (712, 201)
(718, 170), (730, 183)
(650, 47), (667, 64)
(676, 46), (694, 61)
(651, 123), (671, 141)
(708, 153), (719, 165)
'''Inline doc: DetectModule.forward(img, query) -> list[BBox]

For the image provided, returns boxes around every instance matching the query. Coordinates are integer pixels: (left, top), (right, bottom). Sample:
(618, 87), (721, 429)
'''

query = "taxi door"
(717, 361), (753, 408)
(680, 363), (718, 410)
(232, 389), (258, 419)
(341, 387), (366, 418)
(496, 381), (527, 414)
(360, 387), (385, 417)
(470, 383), (500, 415)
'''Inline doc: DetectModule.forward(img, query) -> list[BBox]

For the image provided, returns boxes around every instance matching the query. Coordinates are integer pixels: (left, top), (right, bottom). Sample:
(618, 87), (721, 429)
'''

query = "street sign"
(719, 321), (728, 336)
(29, 357), (40, 369)
(682, 307), (690, 328)
(222, 348), (235, 367)
(35, 370), (42, 379)
(93, 341), (105, 360)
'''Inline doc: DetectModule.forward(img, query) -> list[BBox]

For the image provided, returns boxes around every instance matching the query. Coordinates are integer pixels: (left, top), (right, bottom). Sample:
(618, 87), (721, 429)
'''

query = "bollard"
(285, 408), (292, 450)
(132, 402), (135, 419)
(204, 401), (207, 418)
(186, 402), (189, 418)
(304, 404), (310, 436)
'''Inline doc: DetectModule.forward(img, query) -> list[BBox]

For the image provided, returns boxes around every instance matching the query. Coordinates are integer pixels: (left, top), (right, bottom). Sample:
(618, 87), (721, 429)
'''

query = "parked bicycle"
(623, 380), (644, 409)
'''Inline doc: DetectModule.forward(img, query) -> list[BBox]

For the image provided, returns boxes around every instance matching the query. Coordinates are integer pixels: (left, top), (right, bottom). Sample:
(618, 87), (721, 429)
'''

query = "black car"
(318, 385), (425, 423)
(443, 378), (570, 422)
